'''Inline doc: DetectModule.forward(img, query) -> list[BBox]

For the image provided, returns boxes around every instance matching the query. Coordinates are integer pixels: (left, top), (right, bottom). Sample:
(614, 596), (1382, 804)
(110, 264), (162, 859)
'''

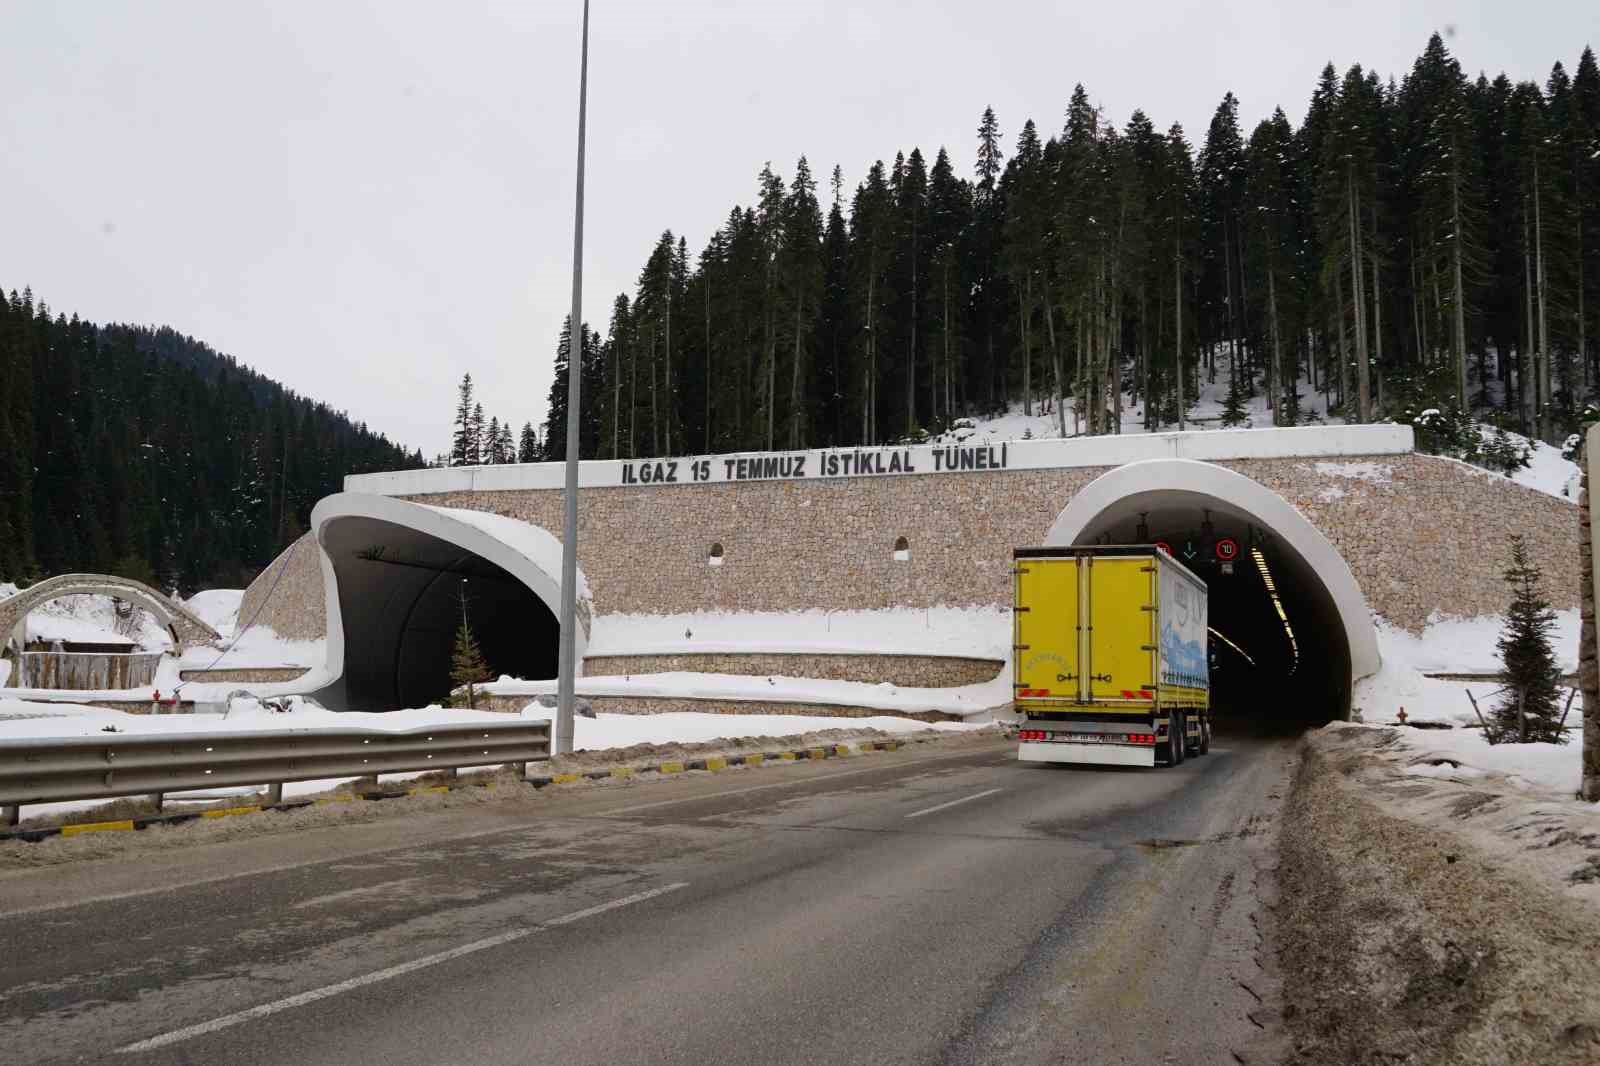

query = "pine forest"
(0, 289), (425, 591)
(465, 35), (1600, 467)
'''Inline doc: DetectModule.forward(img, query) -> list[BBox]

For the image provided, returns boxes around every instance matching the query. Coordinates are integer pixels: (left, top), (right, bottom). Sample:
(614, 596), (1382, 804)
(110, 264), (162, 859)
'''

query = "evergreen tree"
(451, 374), (475, 466)
(1491, 534), (1564, 743)
(449, 596), (491, 710)
(518, 421), (540, 463)
(485, 416), (502, 464)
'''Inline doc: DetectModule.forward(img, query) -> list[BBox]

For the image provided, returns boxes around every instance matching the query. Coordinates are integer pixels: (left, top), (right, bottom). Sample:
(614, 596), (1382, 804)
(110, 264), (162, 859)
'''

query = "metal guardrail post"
(149, 791), (164, 812)
(2, 804), (17, 828)
(264, 782), (284, 806)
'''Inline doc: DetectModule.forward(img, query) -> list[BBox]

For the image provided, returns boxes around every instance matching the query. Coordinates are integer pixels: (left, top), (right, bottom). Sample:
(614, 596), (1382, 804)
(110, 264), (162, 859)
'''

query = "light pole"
(554, 0), (591, 757)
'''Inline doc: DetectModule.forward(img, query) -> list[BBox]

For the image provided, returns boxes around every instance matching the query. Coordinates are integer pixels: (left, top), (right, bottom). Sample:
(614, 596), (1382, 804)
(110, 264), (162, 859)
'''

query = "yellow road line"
(61, 819), (135, 836)
(201, 805), (261, 819)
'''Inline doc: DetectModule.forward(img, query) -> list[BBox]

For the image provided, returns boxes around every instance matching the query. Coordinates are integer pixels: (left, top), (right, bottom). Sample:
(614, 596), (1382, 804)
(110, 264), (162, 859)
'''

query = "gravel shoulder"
(1277, 726), (1600, 1065)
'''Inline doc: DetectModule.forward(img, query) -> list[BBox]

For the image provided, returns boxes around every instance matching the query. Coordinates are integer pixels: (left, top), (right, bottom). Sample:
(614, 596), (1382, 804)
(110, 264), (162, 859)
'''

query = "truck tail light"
(1019, 730), (1046, 741)
(1126, 733), (1156, 745)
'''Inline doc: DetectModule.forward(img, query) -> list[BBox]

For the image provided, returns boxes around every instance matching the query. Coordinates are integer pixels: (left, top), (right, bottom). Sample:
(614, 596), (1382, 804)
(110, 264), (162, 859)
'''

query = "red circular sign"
(1154, 541), (1172, 556)
(1215, 537), (1239, 562)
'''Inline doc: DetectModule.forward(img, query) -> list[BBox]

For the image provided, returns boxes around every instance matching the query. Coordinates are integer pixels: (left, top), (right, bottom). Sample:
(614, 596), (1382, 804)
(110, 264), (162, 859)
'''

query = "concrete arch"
(1045, 458), (1379, 706)
(309, 493), (590, 710)
(1, 573), (220, 654)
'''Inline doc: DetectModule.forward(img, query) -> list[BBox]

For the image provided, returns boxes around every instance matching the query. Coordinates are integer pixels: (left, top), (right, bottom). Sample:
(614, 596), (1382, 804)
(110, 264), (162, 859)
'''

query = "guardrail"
(0, 720), (551, 826)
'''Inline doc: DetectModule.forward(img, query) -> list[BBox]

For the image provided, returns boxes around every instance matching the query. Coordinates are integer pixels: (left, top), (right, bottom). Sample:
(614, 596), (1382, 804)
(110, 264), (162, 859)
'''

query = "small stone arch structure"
(0, 573), (221, 660)
(1045, 458), (1380, 720)
(309, 493), (591, 711)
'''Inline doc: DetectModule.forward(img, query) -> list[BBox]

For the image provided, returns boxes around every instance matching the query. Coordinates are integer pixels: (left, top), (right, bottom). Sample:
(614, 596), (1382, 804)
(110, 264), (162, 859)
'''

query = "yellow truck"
(1013, 545), (1210, 768)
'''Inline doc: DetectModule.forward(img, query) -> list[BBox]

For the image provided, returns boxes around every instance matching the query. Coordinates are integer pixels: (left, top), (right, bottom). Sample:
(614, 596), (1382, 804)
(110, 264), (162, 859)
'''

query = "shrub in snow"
(1489, 535), (1566, 745)
(1478, 424), (1533, 475)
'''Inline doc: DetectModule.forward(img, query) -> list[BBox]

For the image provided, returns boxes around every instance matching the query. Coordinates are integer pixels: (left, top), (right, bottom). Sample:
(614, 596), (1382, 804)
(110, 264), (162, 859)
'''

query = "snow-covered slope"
(927, 367), (1581, 501)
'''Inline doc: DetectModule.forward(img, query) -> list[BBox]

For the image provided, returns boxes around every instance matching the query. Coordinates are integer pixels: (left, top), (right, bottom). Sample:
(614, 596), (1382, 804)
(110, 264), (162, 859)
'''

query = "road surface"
(0, 732), (1292, 1064)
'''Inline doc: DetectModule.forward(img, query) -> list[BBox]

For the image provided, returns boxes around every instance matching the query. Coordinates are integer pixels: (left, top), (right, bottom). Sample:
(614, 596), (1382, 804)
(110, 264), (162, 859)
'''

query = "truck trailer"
(1012, 545), (1210, 768)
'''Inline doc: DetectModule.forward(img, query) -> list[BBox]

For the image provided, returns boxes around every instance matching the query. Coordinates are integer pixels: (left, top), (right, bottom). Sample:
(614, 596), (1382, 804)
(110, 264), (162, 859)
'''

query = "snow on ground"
(926, 366), (1583, 502)
(1497, 428), (1582, 500)
(1369, 722), (1584, 798)
(182, 589), (243, 638)
(1354, 609), (1581, 728)
(928, 368), (1339, 448)
(588, 605), (1011, 660)
(484, 669), (1012, 718)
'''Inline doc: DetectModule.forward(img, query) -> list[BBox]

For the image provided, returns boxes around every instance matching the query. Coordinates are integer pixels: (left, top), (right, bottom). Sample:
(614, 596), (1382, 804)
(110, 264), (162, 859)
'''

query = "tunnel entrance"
(1048, 460), (1378, 727)
(310, 494), (586, 712)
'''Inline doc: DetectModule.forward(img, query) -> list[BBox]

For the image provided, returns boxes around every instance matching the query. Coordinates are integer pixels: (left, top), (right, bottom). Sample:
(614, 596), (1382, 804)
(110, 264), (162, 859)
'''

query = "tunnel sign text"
(618, 443), (1010, 486)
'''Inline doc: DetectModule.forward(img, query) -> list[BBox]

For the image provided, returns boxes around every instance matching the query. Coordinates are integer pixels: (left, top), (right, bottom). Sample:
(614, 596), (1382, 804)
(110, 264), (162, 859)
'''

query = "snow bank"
(926, 366), (1344, 447)
(483, 669), (1013, 718)
(1503, 431), (1581, 500)
(1354, 610), (1580, 727)
(587, 606), (1010, 660)
(183, 589), (243, 637)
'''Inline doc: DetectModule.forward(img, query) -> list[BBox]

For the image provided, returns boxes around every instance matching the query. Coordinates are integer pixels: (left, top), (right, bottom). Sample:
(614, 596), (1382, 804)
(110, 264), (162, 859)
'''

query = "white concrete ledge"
(346, 424), (1415, 498)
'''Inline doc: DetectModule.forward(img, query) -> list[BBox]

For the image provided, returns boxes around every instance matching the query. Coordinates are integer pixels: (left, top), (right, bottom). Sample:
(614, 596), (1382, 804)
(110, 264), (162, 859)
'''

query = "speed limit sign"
(1215, 537), (1239, 563)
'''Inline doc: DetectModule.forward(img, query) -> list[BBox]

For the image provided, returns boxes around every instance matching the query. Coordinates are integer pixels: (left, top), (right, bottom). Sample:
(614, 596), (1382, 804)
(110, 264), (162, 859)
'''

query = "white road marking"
(904, 788), (1005, 820)
(115, 882), (690, 1054)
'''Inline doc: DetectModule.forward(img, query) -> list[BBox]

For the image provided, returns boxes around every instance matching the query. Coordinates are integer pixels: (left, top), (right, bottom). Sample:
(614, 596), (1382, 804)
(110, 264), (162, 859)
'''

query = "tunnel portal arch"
(309, 493), (590, 711)
(1, 573), (221, 656)
(1045, 459), (1379, 721)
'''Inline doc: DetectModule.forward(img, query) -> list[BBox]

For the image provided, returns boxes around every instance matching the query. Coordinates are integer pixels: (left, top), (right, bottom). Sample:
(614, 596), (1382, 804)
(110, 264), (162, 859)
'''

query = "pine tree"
(1491, 534), (1565, 743)
(518, 421), (540, 463)
(485, 416), (502, 464)
(451, 374), (475, 466)
(449, 596), (491, 710)
(1220, 361), (1249, 426)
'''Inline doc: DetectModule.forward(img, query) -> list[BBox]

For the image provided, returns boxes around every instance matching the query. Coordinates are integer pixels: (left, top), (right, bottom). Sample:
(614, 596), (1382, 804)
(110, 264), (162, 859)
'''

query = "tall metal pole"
(554, 0), (590, 757)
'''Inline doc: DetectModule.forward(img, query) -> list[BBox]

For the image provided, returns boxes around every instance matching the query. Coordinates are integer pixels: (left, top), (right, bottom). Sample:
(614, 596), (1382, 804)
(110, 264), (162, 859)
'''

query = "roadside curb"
(524, 736), (918, 789)
(1, 735), (947, 844)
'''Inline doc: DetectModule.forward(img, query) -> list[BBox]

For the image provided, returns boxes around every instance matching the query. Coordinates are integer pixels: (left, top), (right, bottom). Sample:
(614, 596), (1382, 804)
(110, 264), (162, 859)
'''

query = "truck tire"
(1198, 721), (1211, 755)
(1168, 713), (1184, 766)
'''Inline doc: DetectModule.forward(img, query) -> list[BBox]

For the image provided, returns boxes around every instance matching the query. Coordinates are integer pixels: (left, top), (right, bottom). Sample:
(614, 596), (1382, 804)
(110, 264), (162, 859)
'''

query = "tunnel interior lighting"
(1251, 547), (1300, 673)
(1208, 626), (1256, 667)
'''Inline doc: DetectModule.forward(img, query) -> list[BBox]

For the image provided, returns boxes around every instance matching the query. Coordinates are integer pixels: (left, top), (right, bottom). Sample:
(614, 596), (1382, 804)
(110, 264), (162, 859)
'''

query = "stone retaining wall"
(249, 451), (1579, 641)
(177, 667), (310, 684)
(238, 538), (325, 643)
(582, 653), (1002, 687)
(404, 454), (1577, 632)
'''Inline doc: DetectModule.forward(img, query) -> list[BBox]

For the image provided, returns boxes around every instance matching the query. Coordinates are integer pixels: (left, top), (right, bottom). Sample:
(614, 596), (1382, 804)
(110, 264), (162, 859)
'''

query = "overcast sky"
(4, 2), (1592, 458)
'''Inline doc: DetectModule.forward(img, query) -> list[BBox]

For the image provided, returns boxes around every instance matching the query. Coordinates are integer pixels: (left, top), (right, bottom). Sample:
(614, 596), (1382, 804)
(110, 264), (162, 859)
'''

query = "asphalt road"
(0, 732), (1294, 1065)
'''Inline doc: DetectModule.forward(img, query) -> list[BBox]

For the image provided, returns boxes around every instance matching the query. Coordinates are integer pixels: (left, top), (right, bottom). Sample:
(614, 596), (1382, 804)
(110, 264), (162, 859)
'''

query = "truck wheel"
(1199, 722), (1211, 755)
(1169, 714), (1185, 766)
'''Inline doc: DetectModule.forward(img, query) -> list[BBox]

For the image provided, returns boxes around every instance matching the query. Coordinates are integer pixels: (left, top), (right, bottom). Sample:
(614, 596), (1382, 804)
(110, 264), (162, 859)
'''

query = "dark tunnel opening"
(1077, 493), (1353, 731)
(320, 516), (561, 711)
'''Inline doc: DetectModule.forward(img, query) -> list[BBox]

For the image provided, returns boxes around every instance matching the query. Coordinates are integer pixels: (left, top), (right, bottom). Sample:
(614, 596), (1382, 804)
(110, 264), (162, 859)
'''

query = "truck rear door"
(1014, 554), (1079, 703)
(1085, 554), (1157, 707)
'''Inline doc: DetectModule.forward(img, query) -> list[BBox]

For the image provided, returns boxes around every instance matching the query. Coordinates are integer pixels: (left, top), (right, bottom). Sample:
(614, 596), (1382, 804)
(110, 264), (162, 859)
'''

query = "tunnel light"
(1208, 626), (1256, 667)
(1251, 546), (1300, 673)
